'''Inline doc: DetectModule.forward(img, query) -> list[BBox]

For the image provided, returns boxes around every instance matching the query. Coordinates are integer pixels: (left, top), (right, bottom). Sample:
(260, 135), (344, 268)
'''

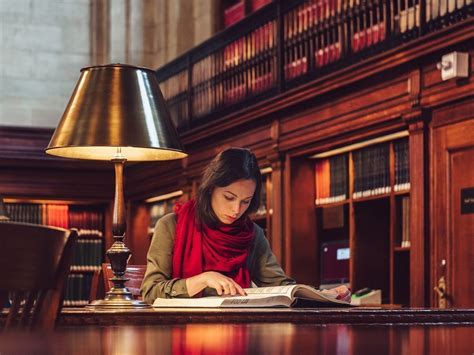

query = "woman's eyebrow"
(224, 191), (253, 199)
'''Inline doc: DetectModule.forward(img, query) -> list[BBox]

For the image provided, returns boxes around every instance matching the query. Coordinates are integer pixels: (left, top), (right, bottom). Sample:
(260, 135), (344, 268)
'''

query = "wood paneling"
(431, 113), (474, 307)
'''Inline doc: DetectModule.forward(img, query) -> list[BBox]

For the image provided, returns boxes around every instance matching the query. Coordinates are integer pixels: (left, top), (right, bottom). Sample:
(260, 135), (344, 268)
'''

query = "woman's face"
(211, 178), (256, 224)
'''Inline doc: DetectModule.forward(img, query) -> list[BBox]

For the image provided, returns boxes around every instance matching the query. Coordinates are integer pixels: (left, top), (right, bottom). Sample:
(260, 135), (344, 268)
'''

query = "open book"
(152, 284), (352, 308)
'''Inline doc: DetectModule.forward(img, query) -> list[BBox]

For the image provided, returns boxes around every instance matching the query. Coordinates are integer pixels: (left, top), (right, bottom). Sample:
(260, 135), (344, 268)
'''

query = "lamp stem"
(87, 157), (149, 308)
(112, 158), (126, 236)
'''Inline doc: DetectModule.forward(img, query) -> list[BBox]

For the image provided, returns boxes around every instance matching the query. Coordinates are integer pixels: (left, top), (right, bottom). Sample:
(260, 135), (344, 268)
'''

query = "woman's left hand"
(321, 285), (351, 302)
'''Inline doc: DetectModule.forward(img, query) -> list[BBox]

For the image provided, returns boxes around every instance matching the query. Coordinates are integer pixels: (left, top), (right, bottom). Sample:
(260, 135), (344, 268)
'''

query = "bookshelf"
(253, 168), (273, 241)
(3, 199), (109, 307)
(146, 191), (184, 237)
(155, 0), (472, 133)
(312, 133), (411, 305)
(223, 0), (273, 28)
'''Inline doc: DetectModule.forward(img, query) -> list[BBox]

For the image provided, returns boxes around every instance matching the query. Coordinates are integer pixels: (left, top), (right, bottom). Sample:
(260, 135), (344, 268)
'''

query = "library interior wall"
(0, 0), (219, 129)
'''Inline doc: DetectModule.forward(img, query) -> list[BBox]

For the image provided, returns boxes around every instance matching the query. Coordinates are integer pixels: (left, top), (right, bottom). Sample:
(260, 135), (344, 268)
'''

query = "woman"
(140, 147), (350, 304)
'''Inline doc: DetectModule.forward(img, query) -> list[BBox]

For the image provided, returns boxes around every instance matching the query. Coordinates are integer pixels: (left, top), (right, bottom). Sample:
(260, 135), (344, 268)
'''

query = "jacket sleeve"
(140, 213), (189, 304)
(249, 225), (296, 287)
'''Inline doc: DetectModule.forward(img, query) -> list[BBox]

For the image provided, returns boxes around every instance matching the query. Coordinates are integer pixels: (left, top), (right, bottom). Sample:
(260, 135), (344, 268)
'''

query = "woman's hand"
(186, 271), (247, 297)
(321, 285), (351, 302)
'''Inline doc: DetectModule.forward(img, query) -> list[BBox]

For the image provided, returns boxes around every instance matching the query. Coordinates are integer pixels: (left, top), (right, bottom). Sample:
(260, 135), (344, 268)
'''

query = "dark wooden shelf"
(394, 190), (410, 196)
(352, 193), (391, 203)
(394, 246), (410, 252)
(315, 200), (349, 208)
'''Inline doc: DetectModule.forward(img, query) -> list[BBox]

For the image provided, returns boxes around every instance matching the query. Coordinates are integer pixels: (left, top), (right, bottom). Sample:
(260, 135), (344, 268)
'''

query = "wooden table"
(58, 307), (474, 326)
(1, 322), (473, 354)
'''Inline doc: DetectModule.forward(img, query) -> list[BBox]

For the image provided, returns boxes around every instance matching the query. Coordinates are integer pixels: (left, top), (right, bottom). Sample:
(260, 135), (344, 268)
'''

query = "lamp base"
(86, 286), (151, 309)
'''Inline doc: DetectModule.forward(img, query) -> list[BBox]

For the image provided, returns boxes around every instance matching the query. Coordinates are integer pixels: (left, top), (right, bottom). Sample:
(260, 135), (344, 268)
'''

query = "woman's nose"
(231, 201), (241, 215)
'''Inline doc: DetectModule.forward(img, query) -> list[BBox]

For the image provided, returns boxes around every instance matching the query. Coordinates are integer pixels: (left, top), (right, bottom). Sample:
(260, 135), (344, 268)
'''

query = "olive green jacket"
(140, 213), (295, 304)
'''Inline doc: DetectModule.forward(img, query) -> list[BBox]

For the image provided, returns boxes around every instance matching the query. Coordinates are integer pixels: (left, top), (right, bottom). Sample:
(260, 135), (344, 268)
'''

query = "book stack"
(63, 273), (94, 306)
(353, 143), (391, 199)
(251, 0), (272, 12)
(193, 55), (219, 119)
(394, 138), (410, 192)
(148, 197), (180, 235)
(70, 239), (103, 272)
(315, 154), (348, 205)
(351, 0), (386, 53)
(5, 203), (70, 228)
(224, 1), (245, 28)
(221, 21), (276, 105)
(159, 69), (188, 129)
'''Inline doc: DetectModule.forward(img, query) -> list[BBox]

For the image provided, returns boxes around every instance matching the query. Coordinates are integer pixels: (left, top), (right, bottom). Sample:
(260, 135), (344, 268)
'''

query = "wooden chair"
(0, 222), (77, 331)
(90, 263), (146, 300)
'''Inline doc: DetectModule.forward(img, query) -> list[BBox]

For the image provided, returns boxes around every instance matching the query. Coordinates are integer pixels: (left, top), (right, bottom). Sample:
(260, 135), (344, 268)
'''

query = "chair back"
(0, 222), (77, 331)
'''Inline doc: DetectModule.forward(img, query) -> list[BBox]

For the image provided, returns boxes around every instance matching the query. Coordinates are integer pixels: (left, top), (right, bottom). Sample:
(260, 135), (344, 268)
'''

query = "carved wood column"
(404, 109), (430, 307)
(267, 120), (285, 265)
(268, 155), (284, 264)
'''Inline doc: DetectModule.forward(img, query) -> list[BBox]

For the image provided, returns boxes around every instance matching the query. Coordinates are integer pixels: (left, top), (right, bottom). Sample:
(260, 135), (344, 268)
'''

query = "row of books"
(69, 209), (104, 237)
(224, 0), (273, 28)
(285, 0), (469, 40)
(223, 21), (275, 69)
(63, 273), (94, 307)
(70, 239), (103, 272)
(148, 198), (179, 235)
(399, 196), (411, 248)
(167, 97), (188, 130)
(192, 63), (275, 117)
(160, 0), (471, 125)
(159, 69), (187, 105)
(4, 203), (104, 235)
(394, 139), (410, 192)
(285, 0), (342, 40)
(5, 203), (68, 227)
(353, 143), (391, 198)
(315, 154), (348, 205)
(315, 139), (411, 205)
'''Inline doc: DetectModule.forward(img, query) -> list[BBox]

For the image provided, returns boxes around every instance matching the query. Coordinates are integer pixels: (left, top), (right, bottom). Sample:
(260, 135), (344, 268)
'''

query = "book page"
(244, 285), (297, 297)
(153, 294), (293, 308)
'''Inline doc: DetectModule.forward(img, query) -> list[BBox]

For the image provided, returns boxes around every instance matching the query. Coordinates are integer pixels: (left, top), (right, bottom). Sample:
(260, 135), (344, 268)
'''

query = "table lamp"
(45, 64), (187, 308)
(0, 197), (10, 221)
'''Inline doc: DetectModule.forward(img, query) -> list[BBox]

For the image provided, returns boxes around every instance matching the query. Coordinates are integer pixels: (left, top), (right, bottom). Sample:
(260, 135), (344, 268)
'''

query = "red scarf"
(172, 200), (255, 288)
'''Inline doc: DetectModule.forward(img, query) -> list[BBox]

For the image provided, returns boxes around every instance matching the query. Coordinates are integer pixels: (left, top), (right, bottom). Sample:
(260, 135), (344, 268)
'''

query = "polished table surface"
(58, 307), (474, 326)
(1, 323), (473, 354)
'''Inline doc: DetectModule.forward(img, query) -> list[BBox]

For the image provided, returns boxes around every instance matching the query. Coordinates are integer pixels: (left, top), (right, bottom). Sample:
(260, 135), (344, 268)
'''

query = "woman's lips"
(225, 215), (237, 221)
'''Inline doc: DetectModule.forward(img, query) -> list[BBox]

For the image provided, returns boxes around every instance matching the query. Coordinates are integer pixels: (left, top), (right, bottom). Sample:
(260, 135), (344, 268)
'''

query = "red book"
(372, 23), (380, 44)
(353, 32), (360, 52)
(315, 48), (325, 67)
(379, 22), (386, 41)
(251, 0), (271, 12)
(323, 46), (330, 66)
(366, 27), (373, 47)
(301, 56), (308, 75)
(334, 42), (341, 60)
(359, 30), (366, 50)
(224, 1), (245, 28)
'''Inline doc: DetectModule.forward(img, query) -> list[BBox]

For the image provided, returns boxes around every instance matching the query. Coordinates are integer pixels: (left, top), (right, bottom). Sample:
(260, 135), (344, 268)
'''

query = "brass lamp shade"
(45, 64), (186, 161)
(0, 197), (9, 221)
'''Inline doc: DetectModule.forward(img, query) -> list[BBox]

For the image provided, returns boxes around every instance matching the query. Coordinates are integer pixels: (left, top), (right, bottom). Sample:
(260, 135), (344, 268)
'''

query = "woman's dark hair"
(196, 147), (262, 227)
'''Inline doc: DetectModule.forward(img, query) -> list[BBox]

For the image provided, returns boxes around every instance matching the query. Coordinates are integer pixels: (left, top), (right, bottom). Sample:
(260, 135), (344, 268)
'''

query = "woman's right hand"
(186, 271), (246, 297)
